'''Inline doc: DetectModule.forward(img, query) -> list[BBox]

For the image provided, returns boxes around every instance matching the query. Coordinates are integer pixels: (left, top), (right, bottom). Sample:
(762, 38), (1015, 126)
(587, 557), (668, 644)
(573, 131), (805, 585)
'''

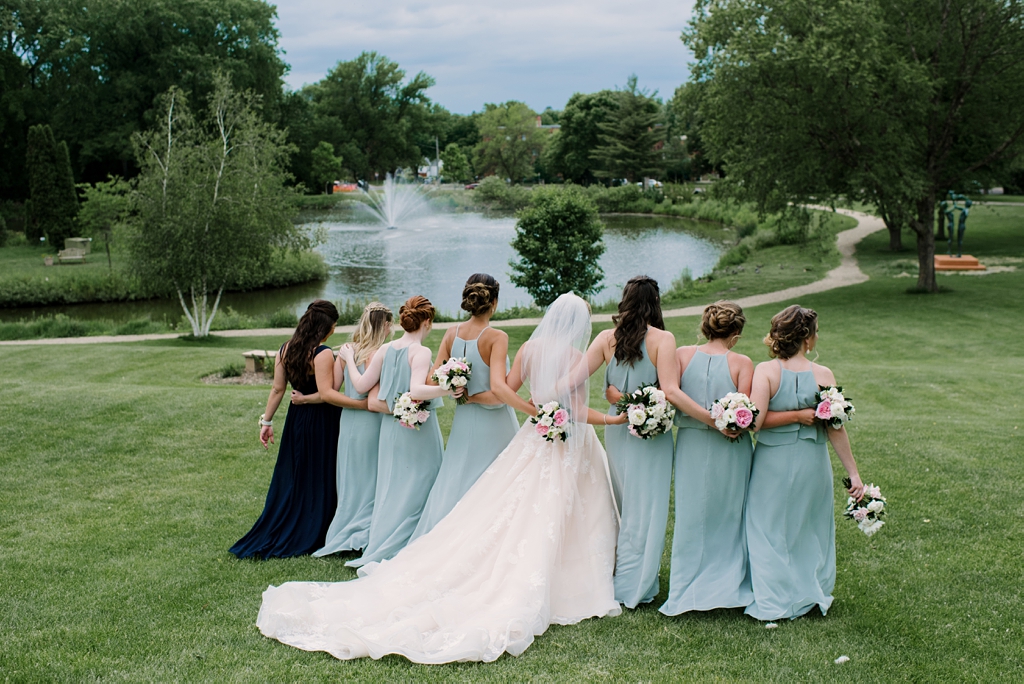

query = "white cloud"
(275, 0), (695, 113)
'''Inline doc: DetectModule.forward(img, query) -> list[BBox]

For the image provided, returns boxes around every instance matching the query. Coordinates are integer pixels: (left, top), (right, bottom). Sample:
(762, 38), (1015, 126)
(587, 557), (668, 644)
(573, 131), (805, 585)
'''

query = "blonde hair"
(701, 300), (745, 340)
(351, 302), (393, 366)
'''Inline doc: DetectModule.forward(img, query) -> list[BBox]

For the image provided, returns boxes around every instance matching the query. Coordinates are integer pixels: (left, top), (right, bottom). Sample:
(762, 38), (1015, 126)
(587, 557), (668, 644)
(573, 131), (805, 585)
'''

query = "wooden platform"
(935, 255), (986, 271)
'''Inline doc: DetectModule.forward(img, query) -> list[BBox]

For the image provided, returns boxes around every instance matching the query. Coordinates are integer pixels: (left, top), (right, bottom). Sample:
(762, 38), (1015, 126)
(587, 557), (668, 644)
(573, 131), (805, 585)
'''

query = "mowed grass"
(1, 208), (1023, 681)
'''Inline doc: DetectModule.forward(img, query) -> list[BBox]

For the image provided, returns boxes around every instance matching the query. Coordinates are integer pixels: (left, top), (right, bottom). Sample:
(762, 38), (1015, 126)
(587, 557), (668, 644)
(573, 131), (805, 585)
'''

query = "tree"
(25, 124), (78, 246)
(684, 0), (1024, 291)
(440, 143), (471, 183)
(309, 52), (435, 180)
(544, 91), (617, 184)
(310, 141), (344, 193)
(509, 186), (606, 306)
(77, 176), (130, 271)
(591, 77), (665, 184)
(474, 101), (546, 183)
(128, 76), (307, 337)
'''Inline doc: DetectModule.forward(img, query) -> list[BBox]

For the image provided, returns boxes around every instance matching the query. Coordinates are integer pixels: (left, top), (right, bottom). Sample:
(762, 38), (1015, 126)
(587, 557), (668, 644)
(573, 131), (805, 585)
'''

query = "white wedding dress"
(256, 294), (621, 663)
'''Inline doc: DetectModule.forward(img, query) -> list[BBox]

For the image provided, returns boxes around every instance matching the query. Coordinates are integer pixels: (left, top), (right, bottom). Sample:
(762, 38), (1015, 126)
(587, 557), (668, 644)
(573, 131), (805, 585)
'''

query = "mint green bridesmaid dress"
(313, 363), (383, 557)
(660, 351), (753, 615)
(604, 339), (674, 608)
(410, 327), (520, 541)
(744, 361), (835, 620)
(346, 346), (443, 569)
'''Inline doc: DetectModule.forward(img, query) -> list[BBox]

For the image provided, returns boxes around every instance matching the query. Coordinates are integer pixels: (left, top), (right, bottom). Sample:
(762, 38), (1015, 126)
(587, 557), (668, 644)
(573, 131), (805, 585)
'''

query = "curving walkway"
(0, 209), (884, 346)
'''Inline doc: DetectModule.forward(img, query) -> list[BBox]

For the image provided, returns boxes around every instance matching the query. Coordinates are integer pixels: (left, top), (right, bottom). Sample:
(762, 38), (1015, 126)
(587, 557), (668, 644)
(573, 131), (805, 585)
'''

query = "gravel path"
(0, 209), (884, 347)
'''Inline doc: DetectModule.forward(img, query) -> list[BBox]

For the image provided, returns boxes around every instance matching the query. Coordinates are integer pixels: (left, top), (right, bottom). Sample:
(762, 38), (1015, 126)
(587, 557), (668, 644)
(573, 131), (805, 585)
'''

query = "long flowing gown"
(744, 362), (835, 620)
(313, 363), (383, 556)
(410, 327), (520, 541)
(345, 345), (443, 569)
(230, 345), (341, 559)
(257, 419), (620, 663)
(603, 339), (674, 608)
(660, 351), (753, 615)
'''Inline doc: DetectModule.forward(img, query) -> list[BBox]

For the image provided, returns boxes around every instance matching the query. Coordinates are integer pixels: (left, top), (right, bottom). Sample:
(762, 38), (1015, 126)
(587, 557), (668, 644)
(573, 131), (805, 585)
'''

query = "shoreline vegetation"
(2, 183), (967, 340)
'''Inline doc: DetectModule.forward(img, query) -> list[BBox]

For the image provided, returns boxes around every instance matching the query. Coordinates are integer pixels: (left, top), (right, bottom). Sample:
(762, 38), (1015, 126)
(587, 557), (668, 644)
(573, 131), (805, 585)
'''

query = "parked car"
(464, 182), (480, 190)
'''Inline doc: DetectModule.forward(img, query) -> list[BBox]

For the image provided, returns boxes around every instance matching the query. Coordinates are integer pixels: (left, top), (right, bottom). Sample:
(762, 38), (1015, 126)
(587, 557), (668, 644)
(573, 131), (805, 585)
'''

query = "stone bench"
(242, 349), (277, 374)
(57, 248), (87, 264)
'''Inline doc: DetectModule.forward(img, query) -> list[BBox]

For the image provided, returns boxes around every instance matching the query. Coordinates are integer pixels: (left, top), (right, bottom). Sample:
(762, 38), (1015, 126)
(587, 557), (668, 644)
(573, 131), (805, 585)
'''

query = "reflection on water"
(1, 209), (723, 323)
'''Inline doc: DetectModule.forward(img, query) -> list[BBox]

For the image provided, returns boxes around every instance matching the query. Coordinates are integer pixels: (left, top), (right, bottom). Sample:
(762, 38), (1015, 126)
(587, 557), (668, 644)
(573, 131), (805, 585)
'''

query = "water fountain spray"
(359, 172), (431, 229)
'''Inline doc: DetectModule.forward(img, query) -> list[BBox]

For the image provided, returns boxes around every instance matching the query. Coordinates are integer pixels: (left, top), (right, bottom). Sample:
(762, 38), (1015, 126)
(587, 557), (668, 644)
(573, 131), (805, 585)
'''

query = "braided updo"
(700, 300), (745, 340)
(461, 273), (499, 317)
(763, 305), (818, 359)
(399, 295), (436, 332)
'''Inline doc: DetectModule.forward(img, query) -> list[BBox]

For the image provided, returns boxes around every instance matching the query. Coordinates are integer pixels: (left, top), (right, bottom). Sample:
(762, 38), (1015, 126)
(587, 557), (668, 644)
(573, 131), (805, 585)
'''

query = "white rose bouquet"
(392, 391), (433, 430)
(710, 391), (759, 441)
(842, 479), (886, 536)
(815, 385), (855, 429)
(432, 357), (472, 405)
(614, 384), (675, 439)
(531, 401), (570, 442)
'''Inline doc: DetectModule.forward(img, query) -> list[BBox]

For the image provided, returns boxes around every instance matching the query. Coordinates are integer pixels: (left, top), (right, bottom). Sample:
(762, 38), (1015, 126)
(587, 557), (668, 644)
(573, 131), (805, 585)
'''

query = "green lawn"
(1, 210), (1022, 681)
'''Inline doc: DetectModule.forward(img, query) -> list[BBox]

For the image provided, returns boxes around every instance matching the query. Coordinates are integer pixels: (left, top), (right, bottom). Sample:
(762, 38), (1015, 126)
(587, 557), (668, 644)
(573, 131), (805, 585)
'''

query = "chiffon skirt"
(230, 403), (341, 559)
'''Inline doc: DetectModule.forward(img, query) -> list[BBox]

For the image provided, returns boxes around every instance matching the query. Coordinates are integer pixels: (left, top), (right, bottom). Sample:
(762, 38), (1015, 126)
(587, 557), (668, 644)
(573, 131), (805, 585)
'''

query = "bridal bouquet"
(614, 384), (675, 439)
(710, 392), (759, 439)
(393, 392), (432, 430)
(815, 385), (856, 429)
(432, 357), (472, 405)
(842, 479), (886, 536)
(531, 401), (569, 442)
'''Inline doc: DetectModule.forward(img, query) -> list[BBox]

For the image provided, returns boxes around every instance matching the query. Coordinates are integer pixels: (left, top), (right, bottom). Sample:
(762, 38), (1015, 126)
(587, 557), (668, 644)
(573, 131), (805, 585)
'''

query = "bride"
(257, 293), (629, 663)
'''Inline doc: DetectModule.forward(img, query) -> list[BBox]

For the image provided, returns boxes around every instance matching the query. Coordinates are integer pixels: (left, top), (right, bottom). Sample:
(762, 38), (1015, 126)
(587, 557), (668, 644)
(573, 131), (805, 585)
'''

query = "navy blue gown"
(230, 345), (341, 559)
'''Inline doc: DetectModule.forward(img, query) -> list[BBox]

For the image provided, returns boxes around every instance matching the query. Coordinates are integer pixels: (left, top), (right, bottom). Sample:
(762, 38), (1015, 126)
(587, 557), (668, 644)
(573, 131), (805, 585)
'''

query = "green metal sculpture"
(945, 191), (971, 257)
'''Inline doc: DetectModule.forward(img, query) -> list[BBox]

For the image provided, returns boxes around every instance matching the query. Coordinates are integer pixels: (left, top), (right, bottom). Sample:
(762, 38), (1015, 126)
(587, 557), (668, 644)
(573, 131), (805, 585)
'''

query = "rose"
(734, 407), (754, 429)
(815, 400), (832, 420)
(540, 415), (553, 427)
(535, 422), (549, 436)
(867, 485), (882, 499)
(553, 408), (569, 427)
(710, 403), (725, 420)
(452, 376), (468, 387)
(867, 499), (885, 514)
(627, 406), (647, 426)
(861, 519), (885, 537)
(853, 508), (869, 522)
(416, 410), (430, 424)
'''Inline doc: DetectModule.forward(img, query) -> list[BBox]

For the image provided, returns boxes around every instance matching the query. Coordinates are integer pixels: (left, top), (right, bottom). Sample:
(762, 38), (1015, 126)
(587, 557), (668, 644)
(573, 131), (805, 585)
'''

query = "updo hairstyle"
(701, 300), (746, 341)
(461, 273), (500, 317)
(399, 295), (436, 332)
(763, 305), (818, 359)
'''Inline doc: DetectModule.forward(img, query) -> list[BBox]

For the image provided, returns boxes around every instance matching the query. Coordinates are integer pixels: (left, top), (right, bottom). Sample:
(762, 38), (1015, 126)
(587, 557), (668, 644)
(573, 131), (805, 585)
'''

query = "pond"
(0, 208), (725, 323)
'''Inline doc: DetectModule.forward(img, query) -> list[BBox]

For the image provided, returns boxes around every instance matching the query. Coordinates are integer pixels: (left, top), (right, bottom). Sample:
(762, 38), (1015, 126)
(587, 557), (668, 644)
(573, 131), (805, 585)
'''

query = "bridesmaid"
(590, 276), (679, 608)
(310, 303), (394, 557)
(660, 301), (755, 616)
(339, 296), (461, 569)
(410, 274), (522, 541)
(745, 305), (867, 621)
(231, 300), (364, 559)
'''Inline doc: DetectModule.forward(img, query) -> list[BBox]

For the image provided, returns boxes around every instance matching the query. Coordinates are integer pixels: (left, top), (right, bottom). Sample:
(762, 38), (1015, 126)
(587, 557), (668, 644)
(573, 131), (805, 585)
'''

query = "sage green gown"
(660, 351), (753, 615)
(744, 362), (835, 620)
(604, 339), (674, 608)
(313, 363), (383, 557)
(346, 346), (443, 569)
(410, 328), (520, 541)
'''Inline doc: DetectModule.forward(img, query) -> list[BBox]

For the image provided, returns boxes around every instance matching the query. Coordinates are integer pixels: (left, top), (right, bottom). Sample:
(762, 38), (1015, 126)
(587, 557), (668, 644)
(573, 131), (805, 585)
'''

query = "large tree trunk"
(887, 222), (903, 251)
(912, 194), (938, 292)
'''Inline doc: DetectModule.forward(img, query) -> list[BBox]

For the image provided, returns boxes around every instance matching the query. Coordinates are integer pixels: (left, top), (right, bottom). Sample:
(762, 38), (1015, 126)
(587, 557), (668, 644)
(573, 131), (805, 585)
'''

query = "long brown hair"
(284, 299), (338, 386)
(612, 275), (664, 366)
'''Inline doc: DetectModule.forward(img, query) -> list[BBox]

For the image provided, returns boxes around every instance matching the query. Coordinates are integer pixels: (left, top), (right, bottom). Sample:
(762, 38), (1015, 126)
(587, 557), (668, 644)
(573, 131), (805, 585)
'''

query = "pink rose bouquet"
(710, 391), (760, 441)
(392, 391), (433, 430)
(842, 477), (886, 536)
(815, 385), (855, 429)
(432, 357), (472, 405)
(531, 401), (569, 442)
(613, 383), (675, 439)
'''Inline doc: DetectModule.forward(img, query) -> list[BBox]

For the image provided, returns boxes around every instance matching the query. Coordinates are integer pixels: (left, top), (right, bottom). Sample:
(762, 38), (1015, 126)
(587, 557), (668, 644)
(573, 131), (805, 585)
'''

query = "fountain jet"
(359, 172), (431, 229)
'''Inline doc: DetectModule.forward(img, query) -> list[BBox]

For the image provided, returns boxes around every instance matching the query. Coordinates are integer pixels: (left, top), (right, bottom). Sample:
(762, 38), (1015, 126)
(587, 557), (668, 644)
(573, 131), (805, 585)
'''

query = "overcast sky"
(275, 0), (696, 114)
